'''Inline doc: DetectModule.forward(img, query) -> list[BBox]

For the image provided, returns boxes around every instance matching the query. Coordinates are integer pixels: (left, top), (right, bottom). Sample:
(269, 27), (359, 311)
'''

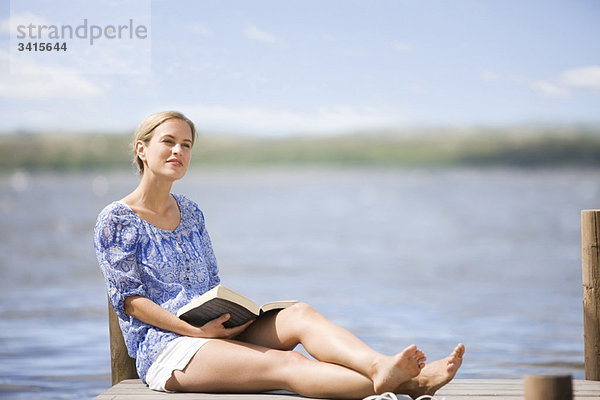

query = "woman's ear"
(135, 140), (146, 160)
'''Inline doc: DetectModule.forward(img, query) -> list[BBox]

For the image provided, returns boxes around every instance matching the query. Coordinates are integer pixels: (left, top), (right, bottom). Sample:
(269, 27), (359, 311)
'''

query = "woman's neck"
(124, 172), (174, 213)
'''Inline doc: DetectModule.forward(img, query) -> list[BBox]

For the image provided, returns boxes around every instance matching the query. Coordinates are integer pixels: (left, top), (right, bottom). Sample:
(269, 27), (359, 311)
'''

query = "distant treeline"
(1, 126), (600, 171)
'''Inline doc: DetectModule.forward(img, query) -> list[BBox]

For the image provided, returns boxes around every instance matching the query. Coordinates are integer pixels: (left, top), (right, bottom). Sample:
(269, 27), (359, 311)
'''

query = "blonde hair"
(132, 111), (196, 174)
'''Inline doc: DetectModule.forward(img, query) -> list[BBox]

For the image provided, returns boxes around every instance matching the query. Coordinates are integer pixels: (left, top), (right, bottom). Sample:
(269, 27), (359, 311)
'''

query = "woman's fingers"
(205, 313), (230, 328)
(217, 313), (231, 322)
(199, 314), (255, 338)
(226, 319), (255, 338)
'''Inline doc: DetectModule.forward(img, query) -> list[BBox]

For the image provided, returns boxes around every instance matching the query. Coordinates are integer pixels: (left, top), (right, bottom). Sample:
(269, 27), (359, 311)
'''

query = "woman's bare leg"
(236, 303), (425, 393)
(165, 339), (377, 399)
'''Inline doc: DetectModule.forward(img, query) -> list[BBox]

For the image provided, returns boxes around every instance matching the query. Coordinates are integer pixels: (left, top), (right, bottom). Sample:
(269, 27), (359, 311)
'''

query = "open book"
(177, 285), (297, 328)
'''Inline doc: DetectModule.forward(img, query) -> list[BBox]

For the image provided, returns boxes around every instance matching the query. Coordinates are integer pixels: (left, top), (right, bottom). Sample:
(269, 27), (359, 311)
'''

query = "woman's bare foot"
(371, 344), (426, 394)
(396, 343), (465, 399)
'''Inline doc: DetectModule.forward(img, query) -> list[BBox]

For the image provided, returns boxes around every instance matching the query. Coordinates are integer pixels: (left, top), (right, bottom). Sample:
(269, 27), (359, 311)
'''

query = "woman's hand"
(124, 295), (254, 339)
(192, 314), (255, 339)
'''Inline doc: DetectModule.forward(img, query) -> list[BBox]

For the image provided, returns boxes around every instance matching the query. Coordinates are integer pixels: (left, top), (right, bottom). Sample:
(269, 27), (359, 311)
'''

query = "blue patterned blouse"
(94, 194), (221, 382)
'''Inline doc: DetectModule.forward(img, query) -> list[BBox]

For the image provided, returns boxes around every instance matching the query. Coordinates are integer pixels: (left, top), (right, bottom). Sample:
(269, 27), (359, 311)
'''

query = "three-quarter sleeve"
(94, 205), (146, 319)
(196, 208), (221, 288)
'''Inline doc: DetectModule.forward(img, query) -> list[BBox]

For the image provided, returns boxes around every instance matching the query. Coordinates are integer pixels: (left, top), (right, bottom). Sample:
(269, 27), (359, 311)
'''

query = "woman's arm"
(124, 295), (253, 339)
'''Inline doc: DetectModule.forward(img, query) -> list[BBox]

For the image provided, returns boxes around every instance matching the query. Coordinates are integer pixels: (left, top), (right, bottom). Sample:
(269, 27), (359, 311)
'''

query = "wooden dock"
(95, 378), (600, 399)
(95, 213), (600, 400)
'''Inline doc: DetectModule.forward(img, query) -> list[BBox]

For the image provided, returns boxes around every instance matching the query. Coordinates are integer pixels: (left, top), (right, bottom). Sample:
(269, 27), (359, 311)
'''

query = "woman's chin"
(154, 168), (187, 181)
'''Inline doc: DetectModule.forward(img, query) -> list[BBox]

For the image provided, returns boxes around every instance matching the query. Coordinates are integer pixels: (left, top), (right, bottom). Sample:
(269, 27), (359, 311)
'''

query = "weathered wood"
(94, 379), (600, 399)
(582, 210), (600, 381)
(108, 298), (139, 385)
(523, 375), (572, 400)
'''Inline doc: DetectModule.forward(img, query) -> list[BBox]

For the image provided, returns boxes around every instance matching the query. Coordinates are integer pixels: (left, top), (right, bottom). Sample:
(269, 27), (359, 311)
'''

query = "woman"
(94, 111), (464, 399)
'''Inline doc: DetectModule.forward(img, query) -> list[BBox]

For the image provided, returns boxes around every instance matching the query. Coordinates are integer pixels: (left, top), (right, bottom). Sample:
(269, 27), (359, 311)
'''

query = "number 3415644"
(18, 42), (67, 51)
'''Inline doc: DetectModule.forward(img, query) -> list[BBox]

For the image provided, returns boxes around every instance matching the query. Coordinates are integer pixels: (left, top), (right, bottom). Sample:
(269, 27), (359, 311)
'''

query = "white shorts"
(145, 336), (213, 392)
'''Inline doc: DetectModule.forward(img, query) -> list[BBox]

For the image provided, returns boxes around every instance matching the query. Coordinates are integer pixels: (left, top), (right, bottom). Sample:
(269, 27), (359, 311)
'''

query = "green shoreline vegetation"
(1, 125), (600, 172)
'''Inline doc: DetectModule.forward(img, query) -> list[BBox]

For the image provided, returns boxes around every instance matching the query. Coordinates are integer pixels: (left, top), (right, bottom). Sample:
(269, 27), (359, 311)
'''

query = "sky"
(0, 0), (599, 135)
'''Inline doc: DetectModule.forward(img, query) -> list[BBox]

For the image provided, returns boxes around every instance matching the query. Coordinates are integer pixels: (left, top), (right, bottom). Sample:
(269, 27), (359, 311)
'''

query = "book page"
(260, 300), (298, 313)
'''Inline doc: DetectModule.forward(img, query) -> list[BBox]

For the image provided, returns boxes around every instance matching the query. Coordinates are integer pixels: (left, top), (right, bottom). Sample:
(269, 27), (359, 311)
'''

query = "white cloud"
(243, 24), (281, 44)
(560, 66), (600, 89)
(509, 76), (567, 98)
(186, 23), (214, 38)
(528, 80), (568, 97)
(507, 65), (600, 98)
(175, 104), (406, 135)
(0, 49), (104, 100)
(480, 70), (500, 82)
(0, 12), (49, 35)
(392, 41), (412, 52)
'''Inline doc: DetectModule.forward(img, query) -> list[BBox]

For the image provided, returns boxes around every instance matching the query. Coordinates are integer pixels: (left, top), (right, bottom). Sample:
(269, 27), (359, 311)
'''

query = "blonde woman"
(94, 111), (464, 399)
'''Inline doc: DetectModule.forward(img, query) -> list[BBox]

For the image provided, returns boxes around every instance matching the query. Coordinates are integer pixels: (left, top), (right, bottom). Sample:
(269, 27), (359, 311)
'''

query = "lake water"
(1, 167), (598, 399)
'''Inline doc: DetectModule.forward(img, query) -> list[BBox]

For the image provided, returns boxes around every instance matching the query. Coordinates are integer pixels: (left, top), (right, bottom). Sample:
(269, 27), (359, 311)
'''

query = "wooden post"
(108, 298), (138, 385)
(582, 210), (600, 381)
(523, 375), (572, 400)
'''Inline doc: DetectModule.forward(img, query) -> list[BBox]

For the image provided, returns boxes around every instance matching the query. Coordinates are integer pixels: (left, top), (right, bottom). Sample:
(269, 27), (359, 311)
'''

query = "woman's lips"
(167, 159), (183, 167)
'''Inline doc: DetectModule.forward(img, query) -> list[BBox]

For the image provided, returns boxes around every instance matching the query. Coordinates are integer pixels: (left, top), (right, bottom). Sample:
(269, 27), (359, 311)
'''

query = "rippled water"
(1, 167), (598, 399)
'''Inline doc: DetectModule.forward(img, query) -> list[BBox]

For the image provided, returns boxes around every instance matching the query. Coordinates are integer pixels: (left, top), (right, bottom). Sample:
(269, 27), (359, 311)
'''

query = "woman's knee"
(283, 302), (320, 322)
(260, 350), (312, 392)
(274, 303), (324, 348)
(278, 303), (321, 332)
(278, 349), (311, 372)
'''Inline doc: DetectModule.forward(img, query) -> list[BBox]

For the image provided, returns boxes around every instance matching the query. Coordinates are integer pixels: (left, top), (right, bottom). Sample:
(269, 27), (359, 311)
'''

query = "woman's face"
(137, 118), (193, 180)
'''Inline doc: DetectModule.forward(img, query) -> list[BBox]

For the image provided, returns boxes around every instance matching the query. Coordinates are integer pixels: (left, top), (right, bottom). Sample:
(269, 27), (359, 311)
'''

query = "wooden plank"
(94, 379), (600, 400)
(108, 299), (138, 385)
(582, 209), (600, 381)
